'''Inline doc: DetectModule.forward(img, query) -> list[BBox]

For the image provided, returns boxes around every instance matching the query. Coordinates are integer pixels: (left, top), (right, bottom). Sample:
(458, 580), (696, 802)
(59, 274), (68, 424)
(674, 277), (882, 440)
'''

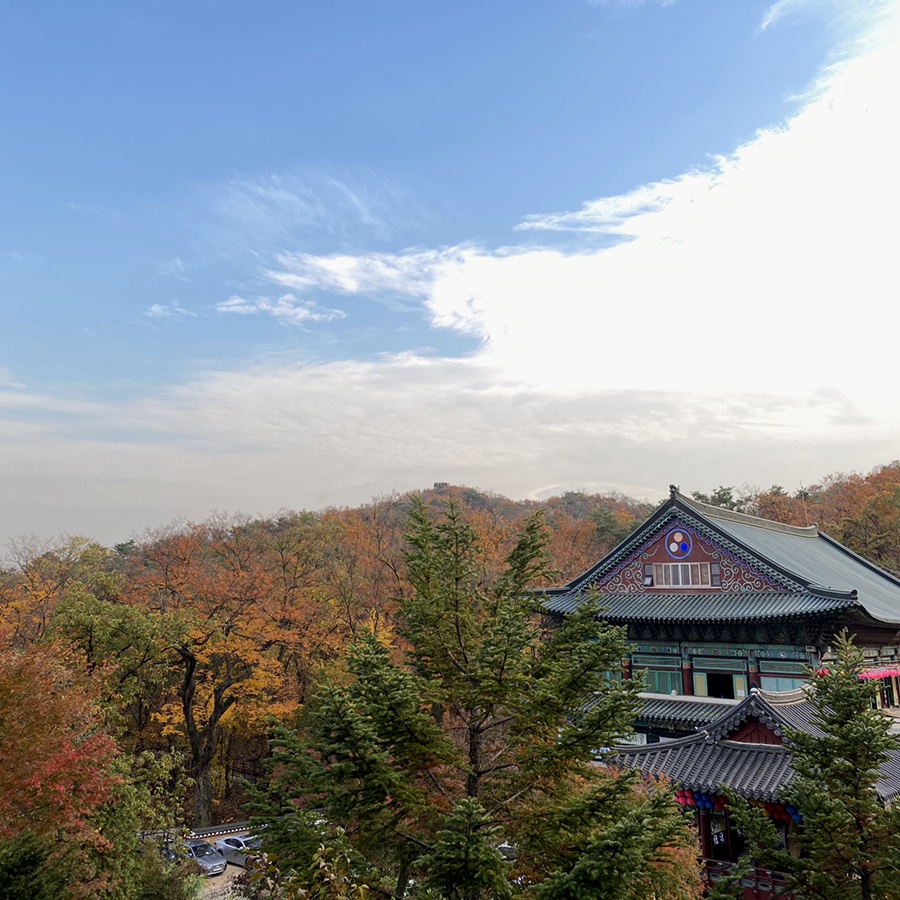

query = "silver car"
(185, 840), (227, 876)
(214, 834), (262, 867)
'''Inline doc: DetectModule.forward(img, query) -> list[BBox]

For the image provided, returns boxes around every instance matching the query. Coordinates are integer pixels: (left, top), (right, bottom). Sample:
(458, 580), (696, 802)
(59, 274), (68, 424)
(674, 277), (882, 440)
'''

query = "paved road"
(202, 866), (241, 899)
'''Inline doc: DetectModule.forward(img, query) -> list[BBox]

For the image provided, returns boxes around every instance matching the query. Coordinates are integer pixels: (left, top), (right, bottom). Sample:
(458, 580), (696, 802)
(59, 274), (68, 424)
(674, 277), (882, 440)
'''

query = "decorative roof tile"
(613, 737), (791, 800)
(544, 590), (857, 622)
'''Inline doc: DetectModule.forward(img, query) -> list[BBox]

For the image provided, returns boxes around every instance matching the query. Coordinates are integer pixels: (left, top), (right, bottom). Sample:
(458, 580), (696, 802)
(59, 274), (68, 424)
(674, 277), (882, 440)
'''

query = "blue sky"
(2, 0), (898, 547)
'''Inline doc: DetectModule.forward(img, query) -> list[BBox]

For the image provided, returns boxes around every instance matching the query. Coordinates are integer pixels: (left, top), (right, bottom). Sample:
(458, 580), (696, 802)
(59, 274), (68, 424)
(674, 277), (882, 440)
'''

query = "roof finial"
(669, 484), (680, 497)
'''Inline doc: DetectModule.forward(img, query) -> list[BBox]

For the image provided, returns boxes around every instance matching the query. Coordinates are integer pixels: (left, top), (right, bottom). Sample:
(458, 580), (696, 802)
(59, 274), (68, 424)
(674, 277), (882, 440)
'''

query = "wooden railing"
(705, 859), (792, 898)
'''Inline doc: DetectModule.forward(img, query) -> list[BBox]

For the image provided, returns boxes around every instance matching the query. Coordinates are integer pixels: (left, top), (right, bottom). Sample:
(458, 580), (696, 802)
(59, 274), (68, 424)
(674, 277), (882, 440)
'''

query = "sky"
(2, 0), (899, 549)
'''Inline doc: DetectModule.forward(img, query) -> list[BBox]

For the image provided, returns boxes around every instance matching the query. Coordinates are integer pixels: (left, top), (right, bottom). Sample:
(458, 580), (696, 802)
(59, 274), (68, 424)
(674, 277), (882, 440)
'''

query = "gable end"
(595, 513), (800, 594)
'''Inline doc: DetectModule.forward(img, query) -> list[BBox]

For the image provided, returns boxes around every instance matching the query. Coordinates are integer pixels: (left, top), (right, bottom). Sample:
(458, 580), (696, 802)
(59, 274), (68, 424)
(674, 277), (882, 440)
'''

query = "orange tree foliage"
(0, 536), (119, 648)
(124, 513), (345, 826)
(724, 463), (900, 574)
(0, 646), (120, 894)
(320, 497), (407, 638)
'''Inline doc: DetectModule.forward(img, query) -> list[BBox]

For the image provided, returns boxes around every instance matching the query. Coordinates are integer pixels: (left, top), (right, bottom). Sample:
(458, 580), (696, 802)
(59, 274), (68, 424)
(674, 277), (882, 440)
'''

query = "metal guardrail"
(189, 821), (252, 840)
(142, 821), (254, 843)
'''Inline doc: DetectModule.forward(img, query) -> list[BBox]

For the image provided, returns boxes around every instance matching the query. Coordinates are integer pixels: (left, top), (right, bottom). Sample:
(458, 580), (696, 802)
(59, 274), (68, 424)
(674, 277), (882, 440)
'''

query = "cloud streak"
(201, 168), (427, 259)
(145, 302), (196, 319)
(216, 293), (346, 325)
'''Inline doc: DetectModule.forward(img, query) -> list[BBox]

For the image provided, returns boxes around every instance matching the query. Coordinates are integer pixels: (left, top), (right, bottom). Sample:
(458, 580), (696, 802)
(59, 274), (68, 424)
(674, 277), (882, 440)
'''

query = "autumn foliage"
(0, 647), (119, 892)
(1, 463), (899, 841)
(0, 648), (116, 840)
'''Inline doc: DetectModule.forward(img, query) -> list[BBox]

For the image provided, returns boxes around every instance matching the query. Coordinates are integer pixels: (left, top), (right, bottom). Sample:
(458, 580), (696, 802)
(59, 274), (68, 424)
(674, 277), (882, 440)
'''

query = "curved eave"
(543, 591), (860, 625)
(610, 736), (793, 802)
(636, 696), (735, 731)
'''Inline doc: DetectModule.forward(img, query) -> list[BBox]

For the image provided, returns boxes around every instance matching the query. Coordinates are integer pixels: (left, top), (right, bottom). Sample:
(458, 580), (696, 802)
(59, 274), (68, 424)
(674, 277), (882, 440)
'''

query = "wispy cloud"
(265, 248), (455, 297)
(7, 250), (45, 265)
(760, 0), (880, 31)
(516, 175), (709, 236)
(216, 293), (345, 325)
(159, 257), (191, 281)
(202, 168), (426, 259)
(145, 302), (196, 319)
(0, 369), (26, 390)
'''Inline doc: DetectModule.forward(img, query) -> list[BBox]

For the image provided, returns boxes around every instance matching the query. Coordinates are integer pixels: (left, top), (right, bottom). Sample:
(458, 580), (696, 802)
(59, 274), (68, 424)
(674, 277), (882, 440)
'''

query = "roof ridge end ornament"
(669, 484), (680, 497)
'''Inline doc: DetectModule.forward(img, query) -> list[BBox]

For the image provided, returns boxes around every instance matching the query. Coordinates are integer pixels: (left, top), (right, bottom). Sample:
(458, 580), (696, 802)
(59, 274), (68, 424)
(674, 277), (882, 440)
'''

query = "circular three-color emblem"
(665, 528), (692, 559)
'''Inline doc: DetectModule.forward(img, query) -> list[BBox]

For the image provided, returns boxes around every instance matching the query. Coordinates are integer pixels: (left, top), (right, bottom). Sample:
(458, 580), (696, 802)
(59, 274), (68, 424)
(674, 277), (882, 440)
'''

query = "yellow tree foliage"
(125, 513), (345, 826)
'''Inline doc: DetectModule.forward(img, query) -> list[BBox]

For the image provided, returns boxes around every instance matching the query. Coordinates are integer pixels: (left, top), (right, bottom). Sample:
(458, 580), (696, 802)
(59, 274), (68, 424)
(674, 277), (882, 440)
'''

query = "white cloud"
(0, 369), (26, 390)
(159, 257), (191, 281)
(759, 0), (873, 31)
(216, 293), (345, 325)
(261, 0), (900, 409)
(66, 202), (122, 223)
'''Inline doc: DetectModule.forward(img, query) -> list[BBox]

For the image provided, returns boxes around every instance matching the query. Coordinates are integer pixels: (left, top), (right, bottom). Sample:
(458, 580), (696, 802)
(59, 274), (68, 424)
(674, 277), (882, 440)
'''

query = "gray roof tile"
(611, 687), (900, 802)
(544, 590), (856, 622)
(636, 695), (736, 730)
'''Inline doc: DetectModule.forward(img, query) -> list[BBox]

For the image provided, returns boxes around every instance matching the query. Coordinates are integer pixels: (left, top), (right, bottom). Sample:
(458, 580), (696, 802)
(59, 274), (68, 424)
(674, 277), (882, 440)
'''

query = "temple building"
(612, 686), (900, 897)
(543, 486), (900, 740)
(543, 488), (900, 897)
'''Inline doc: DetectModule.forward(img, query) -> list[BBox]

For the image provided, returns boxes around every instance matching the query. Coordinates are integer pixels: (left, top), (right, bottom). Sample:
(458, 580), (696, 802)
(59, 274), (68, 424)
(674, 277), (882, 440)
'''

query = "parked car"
(214, 833), (262, 867)
(139, 834), (180, 866)
(184, 840), (227, 877)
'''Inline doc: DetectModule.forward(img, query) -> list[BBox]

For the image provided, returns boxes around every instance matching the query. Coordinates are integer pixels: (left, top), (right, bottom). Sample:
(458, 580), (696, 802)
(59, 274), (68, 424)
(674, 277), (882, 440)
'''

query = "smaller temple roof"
(636, 692), (736, 731)
(612, 688), (900, 803)
(616, 736), (790, 801)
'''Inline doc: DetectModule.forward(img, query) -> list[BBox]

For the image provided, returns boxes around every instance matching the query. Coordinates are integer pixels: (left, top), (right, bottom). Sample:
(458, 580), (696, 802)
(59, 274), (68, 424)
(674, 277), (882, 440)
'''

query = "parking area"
(202, 866), (241, 899)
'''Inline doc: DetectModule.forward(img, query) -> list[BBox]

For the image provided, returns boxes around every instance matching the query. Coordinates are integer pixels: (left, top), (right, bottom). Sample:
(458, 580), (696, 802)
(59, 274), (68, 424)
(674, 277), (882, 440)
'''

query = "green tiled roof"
(543, 490), (900, 626)
(545, 590), (857, 622)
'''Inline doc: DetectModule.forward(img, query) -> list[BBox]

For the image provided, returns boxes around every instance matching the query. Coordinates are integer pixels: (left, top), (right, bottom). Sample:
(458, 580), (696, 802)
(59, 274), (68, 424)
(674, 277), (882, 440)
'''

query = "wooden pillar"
(682, 654), (694, 695)
(698, 809), (712, 859)
(748, 654), (761, 691)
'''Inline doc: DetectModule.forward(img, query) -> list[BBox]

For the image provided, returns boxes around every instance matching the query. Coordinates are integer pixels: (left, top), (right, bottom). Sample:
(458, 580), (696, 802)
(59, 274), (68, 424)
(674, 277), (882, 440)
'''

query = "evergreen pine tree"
(253, 499), (698, 899)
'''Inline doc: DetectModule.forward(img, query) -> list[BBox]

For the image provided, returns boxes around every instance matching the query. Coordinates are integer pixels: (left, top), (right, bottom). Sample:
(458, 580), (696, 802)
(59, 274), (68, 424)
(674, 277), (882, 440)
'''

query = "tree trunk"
(394, 861), (410, 900)
(179, 650), (236, 827)
(193, 759), (214, 828)
(467, 720), (482, 798)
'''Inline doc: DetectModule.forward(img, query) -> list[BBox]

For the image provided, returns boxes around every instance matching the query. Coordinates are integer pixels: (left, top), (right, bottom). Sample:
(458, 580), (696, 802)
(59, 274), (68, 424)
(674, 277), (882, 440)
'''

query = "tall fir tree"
(253, 499), (699, 899)
(722, 633), (900, 900)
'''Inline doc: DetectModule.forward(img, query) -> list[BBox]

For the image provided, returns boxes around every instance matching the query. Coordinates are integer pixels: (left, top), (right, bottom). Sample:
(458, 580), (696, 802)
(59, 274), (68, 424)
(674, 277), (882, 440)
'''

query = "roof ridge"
(639, 692), (738, 706)
(755, 686), (812, 705)
(675, 491), (819, 537)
